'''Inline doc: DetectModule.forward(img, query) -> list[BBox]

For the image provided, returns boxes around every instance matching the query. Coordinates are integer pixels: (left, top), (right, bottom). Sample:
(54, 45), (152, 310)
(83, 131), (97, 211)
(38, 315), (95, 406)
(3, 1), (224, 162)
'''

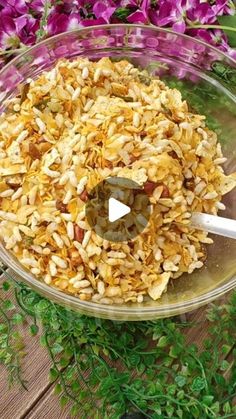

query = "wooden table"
(0, 269), (232, 419)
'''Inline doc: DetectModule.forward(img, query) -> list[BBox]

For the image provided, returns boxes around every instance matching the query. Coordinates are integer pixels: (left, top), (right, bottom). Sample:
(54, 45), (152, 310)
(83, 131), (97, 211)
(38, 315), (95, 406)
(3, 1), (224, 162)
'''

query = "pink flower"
(29, 0), (47, 16)
(93, 1), (116, 22)
(80, 17), (107, 27)
(149, 0), (222, 33)
(47, 12), (81, 36)
(15, 15), (39, 45)
(0, 0), (28, 15)
(187, 2), (217, 25)
(116, 1), (140, 6)
(189, 27), (235, 59)
(127, 0), (150, 24)
(127, 10), (148, 24)
(149, 0), (187, 33)
(212, 0), (235, 16)
(0, 14), (19, 49)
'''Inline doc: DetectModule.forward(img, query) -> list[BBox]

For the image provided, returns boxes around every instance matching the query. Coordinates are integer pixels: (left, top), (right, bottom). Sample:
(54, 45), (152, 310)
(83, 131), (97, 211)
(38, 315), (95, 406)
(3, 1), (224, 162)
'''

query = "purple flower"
(199, 27), (236, 60)
(29, 0), (47, 15)
(0, 0), (28, 15)
(187, 2), (217, 25)
(47, 12), (81, 35)
(0, 63), (24, 95)
(151, 0), (191, 32)
(52, 0), (83, 14)
(127, 10), (148, 24)
(80, 17), (107, 27)
(149, 0), (188, 33)
(0, 0), (234, 69)
(0, 8), (39, 48)
(127, 0), (150, 24)
(212, 0), (235, 16)
(194, 28), (227, 44)
(117, 1), (141, 6)
(0, 14), (20, 49)
(149, 0), (222, 33)
(93, 1), (116, 22)
(16, 15), (39, 45)
(189, 27), (232, 56)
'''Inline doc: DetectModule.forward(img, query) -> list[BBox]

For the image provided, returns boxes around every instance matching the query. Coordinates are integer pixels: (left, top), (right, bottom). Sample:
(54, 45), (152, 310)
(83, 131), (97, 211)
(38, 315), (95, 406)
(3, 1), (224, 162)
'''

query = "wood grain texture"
(24, 387), (73, 419)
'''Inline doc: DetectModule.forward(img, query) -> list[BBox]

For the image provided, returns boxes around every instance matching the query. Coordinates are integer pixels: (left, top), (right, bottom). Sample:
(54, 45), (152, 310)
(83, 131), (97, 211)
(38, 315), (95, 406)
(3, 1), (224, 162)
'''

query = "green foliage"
(114, 7), (131, 21)
(35, 0), (52, 41)
(0, 280), (27, 389)
(0, 274), (235, 419)
(218, 15), (236, 48)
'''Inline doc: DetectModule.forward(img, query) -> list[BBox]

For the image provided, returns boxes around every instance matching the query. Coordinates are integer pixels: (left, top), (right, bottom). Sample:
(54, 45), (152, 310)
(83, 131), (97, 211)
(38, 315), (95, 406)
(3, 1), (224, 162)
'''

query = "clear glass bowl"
(0, 25), (236, 320)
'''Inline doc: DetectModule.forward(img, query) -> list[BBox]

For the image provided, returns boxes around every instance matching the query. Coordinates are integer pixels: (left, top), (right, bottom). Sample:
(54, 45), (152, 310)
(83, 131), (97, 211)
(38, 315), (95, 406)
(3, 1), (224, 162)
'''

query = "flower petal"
(47, 12), (81, 35)
(93, 1), (116, 22)
(172, 20), (186, 33)
(0, 15), (16, 35)
(127, 10), (148, 24)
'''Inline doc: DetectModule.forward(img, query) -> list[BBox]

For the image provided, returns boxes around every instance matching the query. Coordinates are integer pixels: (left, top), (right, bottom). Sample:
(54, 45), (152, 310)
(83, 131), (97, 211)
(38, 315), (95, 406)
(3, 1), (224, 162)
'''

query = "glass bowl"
(0, 25), (236, 321)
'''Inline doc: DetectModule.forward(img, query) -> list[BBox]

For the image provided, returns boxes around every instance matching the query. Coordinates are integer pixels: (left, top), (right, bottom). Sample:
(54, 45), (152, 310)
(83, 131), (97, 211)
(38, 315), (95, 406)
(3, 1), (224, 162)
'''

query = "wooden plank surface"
(0, 269), (233, 419)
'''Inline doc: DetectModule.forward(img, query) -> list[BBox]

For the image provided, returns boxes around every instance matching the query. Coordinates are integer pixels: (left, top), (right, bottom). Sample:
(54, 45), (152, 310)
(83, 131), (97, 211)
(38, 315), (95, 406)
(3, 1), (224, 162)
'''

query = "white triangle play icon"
(108, 197), (131, 223)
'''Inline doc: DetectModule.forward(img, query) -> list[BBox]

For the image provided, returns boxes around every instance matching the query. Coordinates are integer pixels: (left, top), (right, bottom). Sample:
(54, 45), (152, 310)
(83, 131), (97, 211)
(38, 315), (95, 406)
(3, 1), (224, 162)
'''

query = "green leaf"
(3, 300), (15, 311)
(40, 335), (46, 347)
(218, 16), (236, 47)
(220, 360), (230, 371)
(60, 395), (69, 408)
(167, 384), (177, 396)
(223, 401), (231, 414)
(70, 405), (79, 417)
(166, 405), (174, 417)
(211, 401), (220, 414)
(151, 403), (162, 415)
(2, 281), (11, 292)
(175, 375), (186, 388)
(157, 336), (169, 348)
(54, 383), (62, 395)
(215, 373), (226, 387)
(0, 324), (7, 332)
(202, 395), (214, 406)
(12, 313), (24, 325)
(71, 381), (80, 392)
(60, 357), (70, 368)
(114, 7), (131, 20)
(49, 367), (58, 382)
(152, 331), (161, 340)
(36, 300), (50, 312)
(191, 377), (206, 392)
(30, 324), (39, 336)
(169, 345), (180, 358)
(52, 343), (64, 355)
(129, 352), (141, 366)
(176, 409), (183, 418)
(221, 344), (231, 355)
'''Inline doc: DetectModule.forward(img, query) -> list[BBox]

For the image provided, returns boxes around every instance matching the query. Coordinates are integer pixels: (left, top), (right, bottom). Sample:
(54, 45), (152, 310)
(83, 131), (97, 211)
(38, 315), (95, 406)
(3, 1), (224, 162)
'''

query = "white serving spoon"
(190, 212), (236, 240)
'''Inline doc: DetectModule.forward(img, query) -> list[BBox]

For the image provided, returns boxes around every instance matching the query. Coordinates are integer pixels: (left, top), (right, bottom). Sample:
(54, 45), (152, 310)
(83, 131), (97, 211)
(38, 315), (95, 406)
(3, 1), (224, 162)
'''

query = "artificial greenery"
(0, 266), (235, 419)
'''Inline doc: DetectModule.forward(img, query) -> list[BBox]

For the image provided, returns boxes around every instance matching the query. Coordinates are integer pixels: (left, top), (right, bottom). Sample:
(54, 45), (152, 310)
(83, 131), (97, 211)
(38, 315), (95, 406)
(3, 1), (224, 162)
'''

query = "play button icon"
(108, 198), (130, 222)
(85, 177), (151, 242)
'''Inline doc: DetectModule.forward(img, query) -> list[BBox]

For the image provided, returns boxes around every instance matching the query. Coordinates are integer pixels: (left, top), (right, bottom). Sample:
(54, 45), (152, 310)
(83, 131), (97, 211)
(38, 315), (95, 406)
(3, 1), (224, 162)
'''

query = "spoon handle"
(191, 212), (236, 240)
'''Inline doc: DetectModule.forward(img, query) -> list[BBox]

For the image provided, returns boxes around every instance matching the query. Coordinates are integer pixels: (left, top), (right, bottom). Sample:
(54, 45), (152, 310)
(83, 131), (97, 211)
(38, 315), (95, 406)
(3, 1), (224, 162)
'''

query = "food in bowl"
(0, 57), (235, 305)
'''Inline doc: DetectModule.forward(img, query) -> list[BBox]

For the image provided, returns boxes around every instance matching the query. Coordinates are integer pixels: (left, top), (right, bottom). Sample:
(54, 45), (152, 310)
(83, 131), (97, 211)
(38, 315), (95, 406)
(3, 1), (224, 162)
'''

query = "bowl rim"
(0, 23), (236, 318)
